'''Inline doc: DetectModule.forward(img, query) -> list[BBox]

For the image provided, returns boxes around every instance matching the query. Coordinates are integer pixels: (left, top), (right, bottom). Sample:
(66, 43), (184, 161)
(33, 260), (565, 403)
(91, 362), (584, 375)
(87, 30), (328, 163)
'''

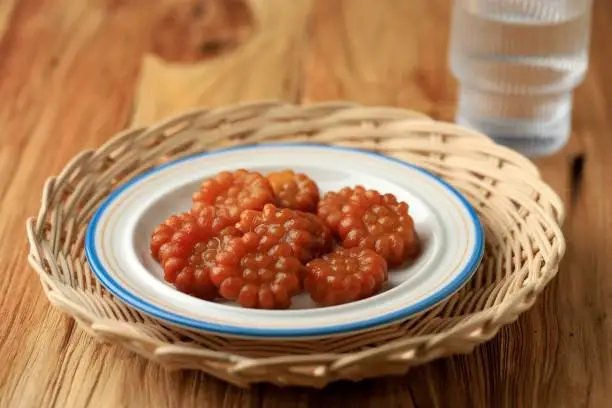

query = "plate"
(86, 144), (484, 339)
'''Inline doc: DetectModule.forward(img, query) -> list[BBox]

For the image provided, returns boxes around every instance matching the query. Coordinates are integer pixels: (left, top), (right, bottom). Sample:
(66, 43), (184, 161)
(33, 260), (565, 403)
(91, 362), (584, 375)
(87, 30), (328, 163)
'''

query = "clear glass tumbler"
(449, 0), (593, 156)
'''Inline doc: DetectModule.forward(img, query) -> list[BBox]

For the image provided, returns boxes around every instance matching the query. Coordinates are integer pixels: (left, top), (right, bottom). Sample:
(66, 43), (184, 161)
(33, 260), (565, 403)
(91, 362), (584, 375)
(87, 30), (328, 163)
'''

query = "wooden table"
(1, 0), (610, 407)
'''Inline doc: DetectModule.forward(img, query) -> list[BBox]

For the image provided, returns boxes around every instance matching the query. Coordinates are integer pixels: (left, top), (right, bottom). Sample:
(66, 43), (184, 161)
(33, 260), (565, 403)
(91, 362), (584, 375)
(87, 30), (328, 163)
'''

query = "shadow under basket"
(26, 101), (565, 388)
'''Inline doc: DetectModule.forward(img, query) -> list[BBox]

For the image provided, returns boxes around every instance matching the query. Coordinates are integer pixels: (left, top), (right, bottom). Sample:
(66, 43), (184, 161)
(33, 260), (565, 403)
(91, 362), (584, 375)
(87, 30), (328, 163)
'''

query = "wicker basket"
(26, 101), (565, 388)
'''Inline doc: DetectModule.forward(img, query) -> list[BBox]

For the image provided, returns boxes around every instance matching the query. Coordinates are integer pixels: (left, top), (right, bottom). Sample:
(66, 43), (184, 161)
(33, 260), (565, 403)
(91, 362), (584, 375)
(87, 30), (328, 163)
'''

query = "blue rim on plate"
(85, 144), (484, 338)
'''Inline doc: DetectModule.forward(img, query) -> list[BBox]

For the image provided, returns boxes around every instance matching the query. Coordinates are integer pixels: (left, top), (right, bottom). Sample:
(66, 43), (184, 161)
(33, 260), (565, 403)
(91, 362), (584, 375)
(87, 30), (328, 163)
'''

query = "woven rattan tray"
(26, 101), (565, 388)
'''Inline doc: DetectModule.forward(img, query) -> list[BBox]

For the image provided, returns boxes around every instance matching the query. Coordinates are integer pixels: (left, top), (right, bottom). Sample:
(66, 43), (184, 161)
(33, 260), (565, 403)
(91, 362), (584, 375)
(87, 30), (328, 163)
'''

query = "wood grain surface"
(1, 0), (611, 407)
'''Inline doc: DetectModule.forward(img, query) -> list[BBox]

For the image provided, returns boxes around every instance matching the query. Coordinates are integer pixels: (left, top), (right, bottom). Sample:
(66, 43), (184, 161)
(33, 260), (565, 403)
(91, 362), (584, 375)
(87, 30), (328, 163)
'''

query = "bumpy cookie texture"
(317, 186), (419, 266)
(267, 170), (320, 212)
(210, 232), (303, 309)
(150, 208), (240, 300)
(305, 247), (388, 306)
(236, 204), (334, 263)
(192, 169), (275, 221)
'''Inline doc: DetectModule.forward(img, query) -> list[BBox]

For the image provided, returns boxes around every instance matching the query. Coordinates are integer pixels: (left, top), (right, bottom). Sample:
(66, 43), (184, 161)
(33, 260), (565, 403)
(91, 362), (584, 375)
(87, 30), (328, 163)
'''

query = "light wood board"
(1, 0), (611, 406)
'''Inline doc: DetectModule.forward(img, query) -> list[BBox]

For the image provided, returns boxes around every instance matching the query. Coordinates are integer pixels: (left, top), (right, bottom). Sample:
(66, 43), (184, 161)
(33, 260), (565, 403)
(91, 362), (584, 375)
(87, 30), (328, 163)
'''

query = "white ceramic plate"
(86, 144), (483, 339)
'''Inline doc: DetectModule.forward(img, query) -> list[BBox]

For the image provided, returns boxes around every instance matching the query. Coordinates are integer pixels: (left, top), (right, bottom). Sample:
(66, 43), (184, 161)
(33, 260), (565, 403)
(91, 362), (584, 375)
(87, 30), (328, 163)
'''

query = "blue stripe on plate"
(85, 143), (484, 338)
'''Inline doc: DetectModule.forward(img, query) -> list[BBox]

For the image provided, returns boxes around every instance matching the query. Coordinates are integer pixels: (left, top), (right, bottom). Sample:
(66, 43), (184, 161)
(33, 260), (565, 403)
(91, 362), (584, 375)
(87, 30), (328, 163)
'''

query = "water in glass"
(450, 0), (592, 156)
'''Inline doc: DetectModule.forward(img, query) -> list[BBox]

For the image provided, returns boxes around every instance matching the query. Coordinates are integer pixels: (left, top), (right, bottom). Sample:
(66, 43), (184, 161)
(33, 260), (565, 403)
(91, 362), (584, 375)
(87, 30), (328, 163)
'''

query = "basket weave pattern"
(26, 101), (565, 387)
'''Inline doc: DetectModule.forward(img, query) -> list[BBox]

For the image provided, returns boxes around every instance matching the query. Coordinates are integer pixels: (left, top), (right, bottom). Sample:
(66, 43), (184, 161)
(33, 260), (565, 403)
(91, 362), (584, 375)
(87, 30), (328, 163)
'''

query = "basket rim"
(84, 143), (485, 338)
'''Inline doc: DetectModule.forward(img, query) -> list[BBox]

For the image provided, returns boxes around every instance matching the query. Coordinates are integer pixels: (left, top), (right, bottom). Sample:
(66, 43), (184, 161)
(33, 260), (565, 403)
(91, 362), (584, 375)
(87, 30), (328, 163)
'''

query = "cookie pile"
(150, 169), (419, 309)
